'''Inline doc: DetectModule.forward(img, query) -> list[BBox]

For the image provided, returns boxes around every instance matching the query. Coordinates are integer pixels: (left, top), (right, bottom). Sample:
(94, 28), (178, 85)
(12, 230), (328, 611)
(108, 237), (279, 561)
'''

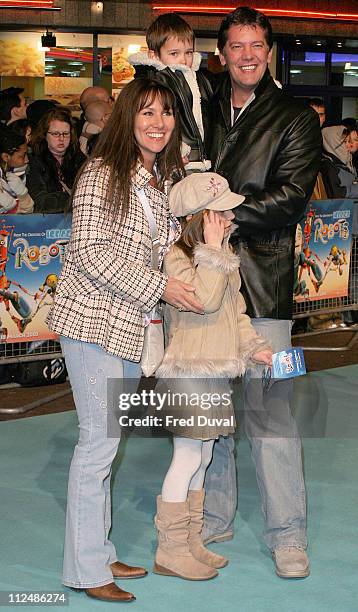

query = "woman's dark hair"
(9, 118), (31, 142)
(175, 211), (205, 261)
(0, 87), (24, 122)
(30, 107), (80, 189)
(0, 124), (26, 155)
(87, 78), (183, 219)
(0, 125), (26, 171)
(217, 6), (273, 52)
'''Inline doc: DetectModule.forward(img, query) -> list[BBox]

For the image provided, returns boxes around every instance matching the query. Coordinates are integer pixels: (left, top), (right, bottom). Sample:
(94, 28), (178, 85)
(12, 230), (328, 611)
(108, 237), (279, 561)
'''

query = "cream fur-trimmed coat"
(156, 242), (269, 378)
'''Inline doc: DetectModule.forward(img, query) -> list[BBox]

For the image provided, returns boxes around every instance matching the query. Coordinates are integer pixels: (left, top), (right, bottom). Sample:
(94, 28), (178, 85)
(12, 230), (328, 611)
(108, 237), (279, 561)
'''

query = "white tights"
(161, 437), (215, 502)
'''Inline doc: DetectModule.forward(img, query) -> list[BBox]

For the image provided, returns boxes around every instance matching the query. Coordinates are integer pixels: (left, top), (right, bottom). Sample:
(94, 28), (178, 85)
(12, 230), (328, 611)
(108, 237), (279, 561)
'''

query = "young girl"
(154, 172), (272, 581)
(0, 125), (33, 214)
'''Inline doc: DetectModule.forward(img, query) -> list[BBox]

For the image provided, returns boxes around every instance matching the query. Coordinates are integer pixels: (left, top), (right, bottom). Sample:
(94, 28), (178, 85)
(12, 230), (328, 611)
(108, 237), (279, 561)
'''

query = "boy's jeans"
(60, 336), (141, 588)
(203, 319), (307, 551)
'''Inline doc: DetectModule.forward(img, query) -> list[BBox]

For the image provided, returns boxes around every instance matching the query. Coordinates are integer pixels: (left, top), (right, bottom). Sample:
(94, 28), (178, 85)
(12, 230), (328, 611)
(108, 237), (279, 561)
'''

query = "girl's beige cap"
(169, 172), (245, 217)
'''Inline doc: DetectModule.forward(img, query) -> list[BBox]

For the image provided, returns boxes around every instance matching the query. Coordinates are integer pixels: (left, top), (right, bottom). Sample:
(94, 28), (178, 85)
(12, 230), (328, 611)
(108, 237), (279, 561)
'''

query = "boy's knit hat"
(169, 172), (244, 217)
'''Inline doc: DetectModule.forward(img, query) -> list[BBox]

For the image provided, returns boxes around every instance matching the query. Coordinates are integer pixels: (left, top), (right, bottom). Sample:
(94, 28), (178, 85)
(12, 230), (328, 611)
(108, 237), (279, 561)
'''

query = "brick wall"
(0, 0), (356, 37)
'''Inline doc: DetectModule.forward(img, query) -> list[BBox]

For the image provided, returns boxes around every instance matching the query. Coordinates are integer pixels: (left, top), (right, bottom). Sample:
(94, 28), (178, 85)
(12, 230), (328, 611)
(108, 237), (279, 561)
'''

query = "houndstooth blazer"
(48, 158), (172, 361)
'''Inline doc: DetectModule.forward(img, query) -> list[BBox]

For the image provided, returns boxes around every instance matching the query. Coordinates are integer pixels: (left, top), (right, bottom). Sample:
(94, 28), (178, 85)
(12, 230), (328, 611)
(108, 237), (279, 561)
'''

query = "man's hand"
(162, 277), (204, 314)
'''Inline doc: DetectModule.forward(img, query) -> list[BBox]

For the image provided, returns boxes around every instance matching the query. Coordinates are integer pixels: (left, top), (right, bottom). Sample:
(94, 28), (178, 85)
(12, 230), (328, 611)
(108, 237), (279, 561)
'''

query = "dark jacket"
(129, 52), (213, 164)
(321, 153), (358, 200)
(27, 150), (85, 213)
(208, 69), (322, 319)
(320, 126), (358, 200)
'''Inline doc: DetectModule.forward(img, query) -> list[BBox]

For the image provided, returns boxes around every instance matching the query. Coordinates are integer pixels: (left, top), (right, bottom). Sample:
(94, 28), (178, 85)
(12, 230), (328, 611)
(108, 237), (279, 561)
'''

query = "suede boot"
(153, 496), (218, 580)
(188, 489), (228, 569)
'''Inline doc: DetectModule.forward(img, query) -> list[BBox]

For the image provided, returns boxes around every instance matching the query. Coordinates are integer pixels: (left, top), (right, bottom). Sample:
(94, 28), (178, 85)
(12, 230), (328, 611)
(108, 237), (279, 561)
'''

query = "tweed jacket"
(156, 242), (268, 379)
(48, 159), (172, 361)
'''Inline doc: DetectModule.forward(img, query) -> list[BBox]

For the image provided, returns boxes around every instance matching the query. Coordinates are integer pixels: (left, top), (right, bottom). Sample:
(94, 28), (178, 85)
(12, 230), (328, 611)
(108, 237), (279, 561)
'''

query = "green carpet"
(1, 365), (357, 611)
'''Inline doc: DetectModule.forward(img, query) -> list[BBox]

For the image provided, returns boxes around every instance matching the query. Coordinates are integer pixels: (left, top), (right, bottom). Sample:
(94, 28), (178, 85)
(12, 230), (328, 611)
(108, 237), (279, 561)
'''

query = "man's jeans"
(60, 336), (141, 588)
(203, 319), (307, 551)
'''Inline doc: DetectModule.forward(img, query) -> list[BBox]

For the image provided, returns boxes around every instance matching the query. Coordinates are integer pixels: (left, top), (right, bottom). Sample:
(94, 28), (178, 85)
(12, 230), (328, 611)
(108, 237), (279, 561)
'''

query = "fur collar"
(128, 51), (202, 73)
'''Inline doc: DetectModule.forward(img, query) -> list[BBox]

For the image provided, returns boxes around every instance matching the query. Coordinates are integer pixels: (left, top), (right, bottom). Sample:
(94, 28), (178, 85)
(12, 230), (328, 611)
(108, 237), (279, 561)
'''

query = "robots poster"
(0, 214), (71, 343)
(294, 199), (354, 302)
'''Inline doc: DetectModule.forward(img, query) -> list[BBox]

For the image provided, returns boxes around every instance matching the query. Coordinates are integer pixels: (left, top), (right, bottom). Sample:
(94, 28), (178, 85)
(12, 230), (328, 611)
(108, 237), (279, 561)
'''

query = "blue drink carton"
(272, 347), (306, 379)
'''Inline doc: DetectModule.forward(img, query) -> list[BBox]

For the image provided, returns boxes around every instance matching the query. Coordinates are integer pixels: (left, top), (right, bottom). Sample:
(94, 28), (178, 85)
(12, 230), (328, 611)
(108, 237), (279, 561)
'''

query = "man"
(203, 6), (321, 579)
(79, 85), (111, 112)
(79, 100), (112, 155)
(0, 87), (27, 125)
(307, 98), (326, 128)
(77, 86), (111, 137)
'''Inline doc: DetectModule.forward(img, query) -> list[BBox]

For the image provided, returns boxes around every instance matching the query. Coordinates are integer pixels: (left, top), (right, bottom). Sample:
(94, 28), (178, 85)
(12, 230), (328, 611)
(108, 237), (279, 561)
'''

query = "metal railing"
(292, 235), (358, 350)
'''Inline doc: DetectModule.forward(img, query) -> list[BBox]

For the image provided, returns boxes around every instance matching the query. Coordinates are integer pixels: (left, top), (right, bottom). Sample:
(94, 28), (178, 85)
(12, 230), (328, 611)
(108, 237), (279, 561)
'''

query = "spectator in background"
(79, 100), (112, 155)
(79, 86), (111, 111)
(321, 125), (358, 199)
(308, 98), (326, 128)
(10, 119), (32, 144)
(0, 87), (27, 125)
(343, 122), (358, 174)
(26, 99), (59, 130)
(0, 125), (33, 214)
(28, 108), (85, 213)
(78, 86), (111, 136)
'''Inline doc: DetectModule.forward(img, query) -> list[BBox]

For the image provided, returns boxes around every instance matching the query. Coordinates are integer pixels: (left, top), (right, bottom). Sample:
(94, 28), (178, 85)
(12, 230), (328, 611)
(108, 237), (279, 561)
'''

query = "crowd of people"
(0, 5), (357, 605)
(0, 84), (114, 215)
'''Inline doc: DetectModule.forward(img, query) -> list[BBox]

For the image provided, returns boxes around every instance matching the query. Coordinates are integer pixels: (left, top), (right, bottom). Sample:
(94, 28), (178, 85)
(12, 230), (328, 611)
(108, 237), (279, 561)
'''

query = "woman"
(320, 125), (358, 199)
(48, 78), (203, 603)
(0, 124), (33, 214)
(27, 107), (85, 213)
(154, 173), (272, 581)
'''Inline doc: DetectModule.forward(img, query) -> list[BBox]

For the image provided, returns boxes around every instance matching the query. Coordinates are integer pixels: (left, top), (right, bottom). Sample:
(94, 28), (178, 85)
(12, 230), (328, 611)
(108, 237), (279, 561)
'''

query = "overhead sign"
(0, 1), (59, 9)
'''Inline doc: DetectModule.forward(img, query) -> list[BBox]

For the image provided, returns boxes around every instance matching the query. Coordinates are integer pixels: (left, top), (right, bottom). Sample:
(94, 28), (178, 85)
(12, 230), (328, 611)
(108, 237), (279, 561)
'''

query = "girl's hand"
(203, 210), (226, 248)
(252, 349), (273, 365)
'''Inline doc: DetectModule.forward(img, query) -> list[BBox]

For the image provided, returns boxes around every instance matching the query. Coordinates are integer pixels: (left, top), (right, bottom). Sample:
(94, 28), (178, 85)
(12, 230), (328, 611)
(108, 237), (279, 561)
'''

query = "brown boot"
(188, 489), (228, 569)
(153, 496), (218, 580)
(84, 582), (135, 602)
(110, 561), (148, 579)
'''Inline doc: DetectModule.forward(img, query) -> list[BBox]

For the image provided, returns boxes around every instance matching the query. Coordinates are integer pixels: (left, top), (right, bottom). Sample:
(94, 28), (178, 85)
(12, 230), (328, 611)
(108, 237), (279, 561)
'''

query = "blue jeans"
(60, 336), (141, 588)
(203, 319), (307, 550)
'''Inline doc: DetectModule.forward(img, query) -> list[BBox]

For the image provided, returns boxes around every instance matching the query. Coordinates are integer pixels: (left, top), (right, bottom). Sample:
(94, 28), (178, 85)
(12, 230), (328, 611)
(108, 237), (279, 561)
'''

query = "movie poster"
(294, 199), (355, 302)
(0, 214), (71, 343)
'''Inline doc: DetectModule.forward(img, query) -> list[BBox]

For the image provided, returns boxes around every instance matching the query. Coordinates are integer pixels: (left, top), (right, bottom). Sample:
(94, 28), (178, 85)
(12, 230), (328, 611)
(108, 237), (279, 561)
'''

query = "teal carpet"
(1, 365), (357, 611)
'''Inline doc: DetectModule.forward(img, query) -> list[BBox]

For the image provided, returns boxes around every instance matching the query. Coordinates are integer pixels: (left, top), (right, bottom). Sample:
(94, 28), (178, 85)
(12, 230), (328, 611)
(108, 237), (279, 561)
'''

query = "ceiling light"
(128, 44), (141, 55)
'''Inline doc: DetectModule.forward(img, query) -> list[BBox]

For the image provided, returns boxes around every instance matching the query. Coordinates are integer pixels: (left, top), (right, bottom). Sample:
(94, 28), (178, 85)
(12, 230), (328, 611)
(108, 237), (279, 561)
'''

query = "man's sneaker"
(272, 547), (310, 579)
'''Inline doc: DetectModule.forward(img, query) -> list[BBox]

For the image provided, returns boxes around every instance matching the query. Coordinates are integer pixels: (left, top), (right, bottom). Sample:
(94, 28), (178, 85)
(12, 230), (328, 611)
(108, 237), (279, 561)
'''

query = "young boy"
(129, 13), (213, 172)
